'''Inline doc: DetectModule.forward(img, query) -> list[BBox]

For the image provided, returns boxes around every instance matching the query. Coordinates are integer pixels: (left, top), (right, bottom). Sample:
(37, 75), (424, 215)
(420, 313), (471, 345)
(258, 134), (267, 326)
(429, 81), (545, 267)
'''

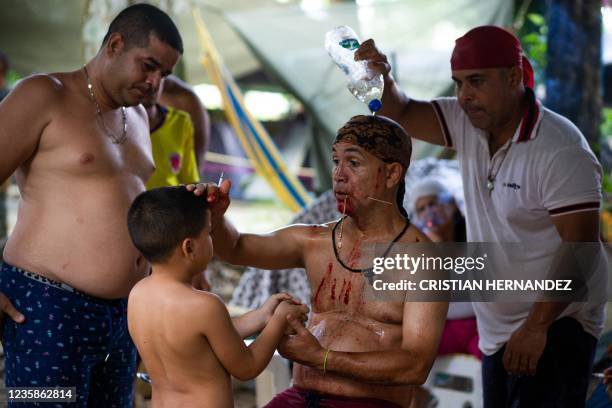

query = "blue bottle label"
(339, 38), (360, 50)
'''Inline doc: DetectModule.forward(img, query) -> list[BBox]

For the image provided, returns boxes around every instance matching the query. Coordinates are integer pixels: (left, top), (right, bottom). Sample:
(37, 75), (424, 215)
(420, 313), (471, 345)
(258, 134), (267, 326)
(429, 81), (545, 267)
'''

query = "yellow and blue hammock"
(193, 8), (311, 212)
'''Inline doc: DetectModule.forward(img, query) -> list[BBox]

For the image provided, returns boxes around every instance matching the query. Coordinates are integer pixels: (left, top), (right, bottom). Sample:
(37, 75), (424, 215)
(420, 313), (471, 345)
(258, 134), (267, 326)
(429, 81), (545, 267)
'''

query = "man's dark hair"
(102, 3), (183, 54)
(127, 186), (208, 263)
(0, 51), (9, 75)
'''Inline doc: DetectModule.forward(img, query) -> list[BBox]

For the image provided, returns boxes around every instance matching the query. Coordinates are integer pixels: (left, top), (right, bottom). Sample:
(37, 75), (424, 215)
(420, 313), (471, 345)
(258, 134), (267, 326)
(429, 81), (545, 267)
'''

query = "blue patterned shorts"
(0, 262), (136, 407)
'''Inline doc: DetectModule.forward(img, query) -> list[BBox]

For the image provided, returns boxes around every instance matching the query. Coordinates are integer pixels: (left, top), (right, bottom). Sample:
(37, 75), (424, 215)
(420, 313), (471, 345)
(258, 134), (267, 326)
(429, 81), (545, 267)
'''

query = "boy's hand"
(274, 301), (309, 333)
(260, 293), (301, 324)
(186, 179), (231, 219)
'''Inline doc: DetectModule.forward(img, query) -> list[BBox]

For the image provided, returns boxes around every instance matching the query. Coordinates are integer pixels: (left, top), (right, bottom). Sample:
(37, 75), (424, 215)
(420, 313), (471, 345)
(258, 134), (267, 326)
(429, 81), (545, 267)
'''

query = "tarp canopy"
(0, 0), (511, 192)
(227, 0), (511, 135)
(1, 0), (510, 107)
(225, 0), (511, 187)
(0, 0), (280, 80)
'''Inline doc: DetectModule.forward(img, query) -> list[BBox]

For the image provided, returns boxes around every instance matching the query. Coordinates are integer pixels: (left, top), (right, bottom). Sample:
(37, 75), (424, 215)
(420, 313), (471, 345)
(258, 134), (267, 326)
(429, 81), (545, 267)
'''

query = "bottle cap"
(368, 99), (382, 113)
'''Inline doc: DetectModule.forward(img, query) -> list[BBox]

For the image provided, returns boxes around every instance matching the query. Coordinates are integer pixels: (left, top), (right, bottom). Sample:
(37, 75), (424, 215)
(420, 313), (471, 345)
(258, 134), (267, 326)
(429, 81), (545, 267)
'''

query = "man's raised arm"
(189, 180), (309, 270)
(355, 39), (446, 147)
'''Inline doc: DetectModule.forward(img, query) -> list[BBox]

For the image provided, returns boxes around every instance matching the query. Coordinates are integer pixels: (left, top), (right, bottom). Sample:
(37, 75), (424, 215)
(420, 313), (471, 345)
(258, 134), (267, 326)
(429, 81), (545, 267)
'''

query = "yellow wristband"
(323, 348), (331, 375)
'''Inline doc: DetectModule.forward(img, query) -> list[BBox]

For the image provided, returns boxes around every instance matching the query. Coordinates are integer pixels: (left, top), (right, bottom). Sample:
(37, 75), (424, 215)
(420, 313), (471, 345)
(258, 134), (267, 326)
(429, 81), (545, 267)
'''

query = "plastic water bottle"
(325, 25), (384, 113)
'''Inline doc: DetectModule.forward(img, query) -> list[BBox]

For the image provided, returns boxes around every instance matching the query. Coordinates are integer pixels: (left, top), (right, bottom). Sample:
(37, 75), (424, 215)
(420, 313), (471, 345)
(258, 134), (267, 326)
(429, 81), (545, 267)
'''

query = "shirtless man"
(0, 4), (181, 406)
(197, 115), (448, 407)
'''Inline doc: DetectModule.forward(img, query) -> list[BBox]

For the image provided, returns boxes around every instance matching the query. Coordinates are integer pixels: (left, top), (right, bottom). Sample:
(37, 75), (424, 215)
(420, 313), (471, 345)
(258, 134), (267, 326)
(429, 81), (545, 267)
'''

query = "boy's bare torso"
(129, 276), (234, 408)
(2, 71), (154, 298)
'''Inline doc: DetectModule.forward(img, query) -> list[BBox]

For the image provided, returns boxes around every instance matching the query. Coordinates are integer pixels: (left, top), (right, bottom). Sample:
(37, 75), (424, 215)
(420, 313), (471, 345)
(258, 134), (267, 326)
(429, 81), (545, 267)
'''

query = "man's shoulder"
(537, 107), (590, 150)
(9, 73), (67, 103)
(431, 97), (461, 113)
(523, 108), (599, 171)
(22, 73), (65, 87)
(290, 221), (334, 240)
(371, 221), (430, 244)
(403, 224), (431, 244)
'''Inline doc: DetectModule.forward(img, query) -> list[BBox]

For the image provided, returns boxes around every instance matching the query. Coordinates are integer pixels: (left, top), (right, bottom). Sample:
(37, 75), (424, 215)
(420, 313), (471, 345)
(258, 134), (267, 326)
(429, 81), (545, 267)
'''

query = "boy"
(127, 186), (309, 407)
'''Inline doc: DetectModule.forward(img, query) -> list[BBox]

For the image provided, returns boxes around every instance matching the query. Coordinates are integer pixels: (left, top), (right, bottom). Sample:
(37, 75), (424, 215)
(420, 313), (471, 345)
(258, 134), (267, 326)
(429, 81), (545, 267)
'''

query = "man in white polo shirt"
(356, 25), (604, 407)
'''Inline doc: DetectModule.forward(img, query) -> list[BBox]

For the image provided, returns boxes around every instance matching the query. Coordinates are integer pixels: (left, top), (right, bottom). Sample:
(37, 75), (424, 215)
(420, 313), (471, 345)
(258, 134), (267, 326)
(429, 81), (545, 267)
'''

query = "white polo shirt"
(432, 92), (604, 356)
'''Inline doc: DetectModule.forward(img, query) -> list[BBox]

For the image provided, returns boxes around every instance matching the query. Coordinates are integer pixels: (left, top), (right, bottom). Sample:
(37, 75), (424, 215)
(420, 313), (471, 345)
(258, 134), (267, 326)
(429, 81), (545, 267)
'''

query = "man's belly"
(3, 201), (148, 299)
(293, 312), (415, 406)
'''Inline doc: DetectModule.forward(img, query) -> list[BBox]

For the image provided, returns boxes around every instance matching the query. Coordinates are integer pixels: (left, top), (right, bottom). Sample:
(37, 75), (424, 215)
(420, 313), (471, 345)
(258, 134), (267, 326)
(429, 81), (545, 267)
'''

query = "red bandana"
(450, 25), (534, 89)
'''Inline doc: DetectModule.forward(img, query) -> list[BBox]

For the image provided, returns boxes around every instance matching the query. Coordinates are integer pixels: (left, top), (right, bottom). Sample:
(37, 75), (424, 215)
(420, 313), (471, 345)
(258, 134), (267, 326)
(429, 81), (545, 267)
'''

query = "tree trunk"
(545, 0), (602, 156)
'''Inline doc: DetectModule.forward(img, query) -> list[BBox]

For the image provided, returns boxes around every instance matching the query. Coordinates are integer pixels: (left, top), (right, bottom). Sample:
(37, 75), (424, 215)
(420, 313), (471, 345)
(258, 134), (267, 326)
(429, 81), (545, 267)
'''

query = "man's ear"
(104, 32), (125, 57)
(181, 238), (194, 259)
(385, 163), (404, 188)
(508, 66), (523, 87)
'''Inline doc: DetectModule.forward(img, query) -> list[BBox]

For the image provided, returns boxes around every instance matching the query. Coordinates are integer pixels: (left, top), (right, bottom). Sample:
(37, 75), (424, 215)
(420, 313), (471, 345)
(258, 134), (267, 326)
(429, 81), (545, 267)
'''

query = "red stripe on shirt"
(432, 101), (453, 148)
(549, 202), (600, 216)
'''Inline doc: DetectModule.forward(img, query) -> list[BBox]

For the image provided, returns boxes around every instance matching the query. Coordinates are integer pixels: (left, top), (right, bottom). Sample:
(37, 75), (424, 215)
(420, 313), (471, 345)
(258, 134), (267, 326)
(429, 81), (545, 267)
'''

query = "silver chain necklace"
(83, 66), (127, 144)
(486, 140), (513, 195)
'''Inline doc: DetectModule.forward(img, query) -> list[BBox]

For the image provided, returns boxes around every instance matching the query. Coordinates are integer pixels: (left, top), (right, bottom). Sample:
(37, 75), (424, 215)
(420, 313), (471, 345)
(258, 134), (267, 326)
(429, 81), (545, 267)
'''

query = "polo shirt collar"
(511, 87), (543, 143)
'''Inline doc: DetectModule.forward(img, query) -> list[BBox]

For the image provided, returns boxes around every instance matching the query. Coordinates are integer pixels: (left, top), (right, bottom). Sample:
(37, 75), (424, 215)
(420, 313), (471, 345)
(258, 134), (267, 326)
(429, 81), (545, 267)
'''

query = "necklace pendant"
(486, 179), (494, 191)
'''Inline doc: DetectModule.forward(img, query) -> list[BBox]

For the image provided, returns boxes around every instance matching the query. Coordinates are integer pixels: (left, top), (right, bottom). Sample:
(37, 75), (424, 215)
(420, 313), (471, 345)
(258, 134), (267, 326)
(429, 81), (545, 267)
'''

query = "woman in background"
(408, 177), (480, 359)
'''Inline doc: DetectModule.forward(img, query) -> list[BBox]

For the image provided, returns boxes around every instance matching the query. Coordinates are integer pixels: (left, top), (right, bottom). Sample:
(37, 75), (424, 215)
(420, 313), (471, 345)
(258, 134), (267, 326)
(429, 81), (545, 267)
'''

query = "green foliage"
(520, 13), (548, 86)
(602, 109), (612, 192)
(601, 108), (612, 139)
(6, 70), (21, 87)
(600, 111), (612, 197)
(603, 172), (612, 196)
(526, 12), (545, 26)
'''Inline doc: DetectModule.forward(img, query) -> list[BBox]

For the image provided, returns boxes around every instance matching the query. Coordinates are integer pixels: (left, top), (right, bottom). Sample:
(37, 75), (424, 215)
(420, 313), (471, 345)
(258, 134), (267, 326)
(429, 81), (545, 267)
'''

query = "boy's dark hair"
(102, 3), (183, 54)
(127, 186), (208, 263)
